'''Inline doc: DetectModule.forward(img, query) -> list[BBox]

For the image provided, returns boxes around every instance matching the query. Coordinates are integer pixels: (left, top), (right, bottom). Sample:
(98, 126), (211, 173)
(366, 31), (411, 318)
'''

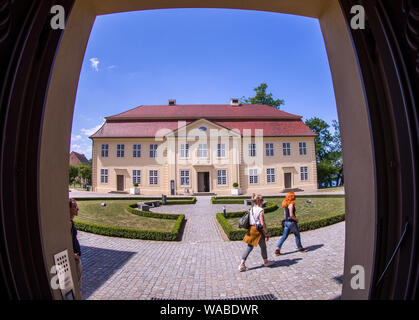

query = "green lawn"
(75, 200), (175, 232)
(226, 196), (345, 230)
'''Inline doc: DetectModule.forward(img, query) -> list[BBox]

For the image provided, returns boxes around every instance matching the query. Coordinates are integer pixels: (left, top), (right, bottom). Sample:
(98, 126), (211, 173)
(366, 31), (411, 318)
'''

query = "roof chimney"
(230, 98), (240, 106)
(168, 99), (176, 106)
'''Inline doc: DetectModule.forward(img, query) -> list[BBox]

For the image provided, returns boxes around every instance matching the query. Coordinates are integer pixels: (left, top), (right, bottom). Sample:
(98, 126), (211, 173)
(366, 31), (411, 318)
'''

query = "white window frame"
(133, 170), (141, 184)
(197, 143), (208, 158)
(100, 169), (108, 183)
(300, 166), (308, 181)
(149, 170), (158, 185)
(133, 144), (141, 158)
(180, 170), (190, 186)
(249, 169), (258, 184)
(299, 142), (307, 155)
(217, 169), (227, 185)
(116, 144), (125, 158)
(180, 143), (189, 158)
(282, 142), (291, 156)
(101, 144), (109, 157)
(267, 168), (275, 183)
(265, 143), (274, 156)
(217, 143), (226, 158)
(249, 143), (256, 157)
(149, 144), (158, 158)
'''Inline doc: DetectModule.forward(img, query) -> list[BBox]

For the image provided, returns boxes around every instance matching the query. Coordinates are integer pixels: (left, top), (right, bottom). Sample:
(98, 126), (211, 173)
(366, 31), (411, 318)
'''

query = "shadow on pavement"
(248, 258), (303, 271)
(279, 244), (324, 256)
(80, 245), (136, 299)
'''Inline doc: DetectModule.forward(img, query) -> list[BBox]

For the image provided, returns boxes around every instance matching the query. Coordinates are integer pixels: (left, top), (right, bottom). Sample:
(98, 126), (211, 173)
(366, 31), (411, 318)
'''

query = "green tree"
(69, 165), (78, 185)
(240, 83), (284, 109)
(329, 120), (343, 186)
(78, 164), (92, 185)
(305, 117), (333, 162)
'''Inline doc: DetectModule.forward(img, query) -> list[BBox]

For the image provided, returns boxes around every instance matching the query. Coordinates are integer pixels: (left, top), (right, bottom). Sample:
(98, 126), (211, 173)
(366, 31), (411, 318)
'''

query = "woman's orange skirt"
(243, 225), (262, 247)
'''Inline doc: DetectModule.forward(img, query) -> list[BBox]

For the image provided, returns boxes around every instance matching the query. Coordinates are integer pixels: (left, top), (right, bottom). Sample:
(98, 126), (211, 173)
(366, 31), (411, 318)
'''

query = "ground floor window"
(300, 166), (308, 180)
(180, 170), (190, 186)
(217, 169), (227, 185)
(149, 170), (158, 185)
(249, 169), (258, 184)
(100, 169), (108, 183)
(133, 170), (141, 184)
(267, 168), (275, 183)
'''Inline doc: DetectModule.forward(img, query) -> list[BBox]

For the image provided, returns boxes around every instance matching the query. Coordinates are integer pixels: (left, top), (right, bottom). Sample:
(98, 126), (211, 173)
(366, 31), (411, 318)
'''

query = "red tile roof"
(107, 104), (302, 120)
(90, 104), (316, 138)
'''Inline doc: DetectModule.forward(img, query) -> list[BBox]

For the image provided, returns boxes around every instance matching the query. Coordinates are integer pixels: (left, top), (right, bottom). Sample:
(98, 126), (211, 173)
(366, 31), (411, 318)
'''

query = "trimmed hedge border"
(211, 194), (344, 204)
(72, 196), (196, 204)
(219, 201), (279, 218)
(216, 212), (345, 241)
(73, 201), (185, 241)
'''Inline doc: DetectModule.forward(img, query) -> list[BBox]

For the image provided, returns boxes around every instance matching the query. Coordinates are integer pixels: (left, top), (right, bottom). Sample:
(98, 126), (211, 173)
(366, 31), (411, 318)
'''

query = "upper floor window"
(249, 169), (258, 184)
(117, 144), (125, 157)
(249, 143), (256, 157)
(133, 170), (141, 184)
(299, 142), (307, 155)
(217, 169), (227, 185)
(133, 144), (141, 158)
(266, 143), (274, 156)
(282, 142), (291, 156)
(149, 170), (158, 185)
(198, 144), (208, 158)
(180, 143), (189, 158)
(149, 144), (158, 158)
(100, 169), (108, 183)
(101, 144), (109, 157)
(217, 143), (226, 158)
(180, 170), (190, 186)
(300, 166), (308, 180)
(267, 168), (275, 183)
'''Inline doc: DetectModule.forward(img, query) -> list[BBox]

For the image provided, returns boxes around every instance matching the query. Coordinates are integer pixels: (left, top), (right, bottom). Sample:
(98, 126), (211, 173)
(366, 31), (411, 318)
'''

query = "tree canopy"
(240, 83), (284, 109)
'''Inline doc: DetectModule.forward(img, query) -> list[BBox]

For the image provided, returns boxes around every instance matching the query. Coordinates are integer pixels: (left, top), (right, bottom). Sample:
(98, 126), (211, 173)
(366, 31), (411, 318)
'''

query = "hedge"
(211, 194), (344, 204)
(216, 212), (345, 241)
(73, 202), (185, 241)
(72, 196), (196, 204)
(219, 201), (278, 218)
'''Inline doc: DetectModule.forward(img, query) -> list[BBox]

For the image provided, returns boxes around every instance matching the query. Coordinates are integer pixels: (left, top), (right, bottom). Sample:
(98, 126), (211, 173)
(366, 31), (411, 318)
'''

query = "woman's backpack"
(238, 209), (251, 229)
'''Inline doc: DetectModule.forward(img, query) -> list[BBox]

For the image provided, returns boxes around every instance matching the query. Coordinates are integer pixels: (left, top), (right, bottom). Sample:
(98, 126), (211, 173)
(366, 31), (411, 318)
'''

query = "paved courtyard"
(78, 196), (344, 300)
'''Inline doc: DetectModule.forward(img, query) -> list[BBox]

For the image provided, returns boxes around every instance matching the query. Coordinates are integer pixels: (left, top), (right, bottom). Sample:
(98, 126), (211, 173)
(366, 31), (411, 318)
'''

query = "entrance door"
(117, 175), (124, 191)
(284, 173), (292, 189)
(198, 172), (210, 192)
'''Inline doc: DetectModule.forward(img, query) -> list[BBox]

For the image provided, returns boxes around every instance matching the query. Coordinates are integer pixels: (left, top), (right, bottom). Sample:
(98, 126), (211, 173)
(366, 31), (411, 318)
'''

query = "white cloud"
(81, 122), (104, 136)
(71, 143), (92, 158)
(89, 57), (100, 71)
(71, 134), (82, 141)
(107, 65), (116, 70)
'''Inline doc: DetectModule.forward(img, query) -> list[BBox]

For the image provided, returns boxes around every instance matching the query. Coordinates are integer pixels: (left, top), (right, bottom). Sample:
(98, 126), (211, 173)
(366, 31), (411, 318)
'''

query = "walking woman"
(274, 192), (307, 255)
(69, 198), (82, 287)
(238, 194), (274, 272)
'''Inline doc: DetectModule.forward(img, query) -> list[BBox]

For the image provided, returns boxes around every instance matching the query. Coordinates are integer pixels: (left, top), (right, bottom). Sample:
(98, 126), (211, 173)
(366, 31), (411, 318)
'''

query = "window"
(101, 144), (109, 157)
(300, 166), (308, 180)
(198, 144), (208, 158)
(133, 144), (141, 157)
(180, 143), (189, 158)
(266, 143), (274, 156)
(150, 144), (157, 158)
(133, 170), (141, 184)
(217, 169), (227, 185)
(180, 170), (190, 186)
(217, 143), (226, 158)
(100, 169), (108, 183)
(299, 142), (307, 155)
(249, 143), (256, 157)
(282, 142), (291, 156)
(267, 168), (275, 183)
(117, 144), (125, 157)
(149, 170), (158, 185)
(249, 169), (258, 184)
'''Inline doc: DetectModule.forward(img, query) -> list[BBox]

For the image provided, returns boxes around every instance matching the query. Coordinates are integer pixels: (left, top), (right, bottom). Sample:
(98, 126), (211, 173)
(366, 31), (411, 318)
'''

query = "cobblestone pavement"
(79, 196), (344, 300)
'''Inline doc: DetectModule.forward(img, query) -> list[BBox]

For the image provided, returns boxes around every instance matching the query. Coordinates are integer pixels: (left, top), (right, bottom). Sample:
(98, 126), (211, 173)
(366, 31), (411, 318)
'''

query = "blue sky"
(71, 8), (338, 159)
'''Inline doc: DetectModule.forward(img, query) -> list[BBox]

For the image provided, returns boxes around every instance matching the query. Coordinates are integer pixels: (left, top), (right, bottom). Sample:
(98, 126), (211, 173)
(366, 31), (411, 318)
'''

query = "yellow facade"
(92, 119), (317, 195)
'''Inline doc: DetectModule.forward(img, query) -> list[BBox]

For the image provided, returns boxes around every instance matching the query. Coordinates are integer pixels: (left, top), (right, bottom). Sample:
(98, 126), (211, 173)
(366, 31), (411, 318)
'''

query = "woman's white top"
(249, 205), (263, 225)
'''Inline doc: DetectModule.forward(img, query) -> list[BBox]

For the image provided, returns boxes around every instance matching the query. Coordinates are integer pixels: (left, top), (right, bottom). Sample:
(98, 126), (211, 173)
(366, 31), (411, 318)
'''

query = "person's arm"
(288, 204), (298, 223)
(259, 210), (269, 235)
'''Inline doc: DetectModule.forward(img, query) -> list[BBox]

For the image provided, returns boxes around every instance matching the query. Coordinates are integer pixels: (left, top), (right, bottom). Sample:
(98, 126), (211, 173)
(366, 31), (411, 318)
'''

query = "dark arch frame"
(0, 0), (417, 299)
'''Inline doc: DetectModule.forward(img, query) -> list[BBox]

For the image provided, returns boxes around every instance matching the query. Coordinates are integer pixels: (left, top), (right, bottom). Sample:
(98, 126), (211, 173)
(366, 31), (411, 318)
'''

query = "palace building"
(90, 99), (318, 195)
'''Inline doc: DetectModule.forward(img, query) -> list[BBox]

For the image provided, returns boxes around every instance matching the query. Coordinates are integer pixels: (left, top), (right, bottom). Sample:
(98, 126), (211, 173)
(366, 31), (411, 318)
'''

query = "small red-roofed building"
(90, 100), (317, 195)
(69, 151), (90, 166)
